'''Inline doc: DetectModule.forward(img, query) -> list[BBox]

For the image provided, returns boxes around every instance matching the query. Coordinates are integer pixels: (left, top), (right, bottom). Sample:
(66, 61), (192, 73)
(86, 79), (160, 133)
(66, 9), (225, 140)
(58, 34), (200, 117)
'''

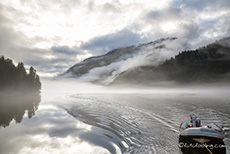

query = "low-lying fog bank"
(41, 78), (230, 98)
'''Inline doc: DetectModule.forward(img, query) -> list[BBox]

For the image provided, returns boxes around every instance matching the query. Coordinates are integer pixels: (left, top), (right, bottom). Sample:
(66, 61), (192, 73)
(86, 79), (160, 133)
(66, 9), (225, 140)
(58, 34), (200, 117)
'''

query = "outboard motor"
(196, 118), (201, 127)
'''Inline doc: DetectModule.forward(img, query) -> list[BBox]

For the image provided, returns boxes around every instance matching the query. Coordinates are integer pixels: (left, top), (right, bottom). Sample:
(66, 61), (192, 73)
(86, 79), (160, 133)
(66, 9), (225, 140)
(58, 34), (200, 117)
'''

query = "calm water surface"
(0, 88), (229, 154)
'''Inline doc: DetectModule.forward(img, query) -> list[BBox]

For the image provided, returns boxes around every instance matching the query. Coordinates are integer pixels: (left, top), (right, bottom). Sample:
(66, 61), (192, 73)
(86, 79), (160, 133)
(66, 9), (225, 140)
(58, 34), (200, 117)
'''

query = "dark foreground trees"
(0, 56), (41, 91)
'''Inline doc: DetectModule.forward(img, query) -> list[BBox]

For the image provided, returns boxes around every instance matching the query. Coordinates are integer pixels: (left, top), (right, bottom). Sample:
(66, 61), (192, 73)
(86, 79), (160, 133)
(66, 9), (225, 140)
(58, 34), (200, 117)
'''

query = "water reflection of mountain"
(0, 91), (41, 128)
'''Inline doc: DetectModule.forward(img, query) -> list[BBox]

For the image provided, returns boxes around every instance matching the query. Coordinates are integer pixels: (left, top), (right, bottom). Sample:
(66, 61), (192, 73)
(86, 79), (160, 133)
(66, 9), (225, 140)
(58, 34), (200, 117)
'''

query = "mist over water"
(43, 78), (230, 97)
(0, 78), (229, 154)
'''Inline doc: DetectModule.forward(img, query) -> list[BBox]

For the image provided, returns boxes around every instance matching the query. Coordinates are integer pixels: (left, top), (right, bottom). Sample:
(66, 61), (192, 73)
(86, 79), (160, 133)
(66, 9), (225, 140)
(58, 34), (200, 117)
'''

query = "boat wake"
(55, 92), (230, 154)
(62, 94), (181, 154)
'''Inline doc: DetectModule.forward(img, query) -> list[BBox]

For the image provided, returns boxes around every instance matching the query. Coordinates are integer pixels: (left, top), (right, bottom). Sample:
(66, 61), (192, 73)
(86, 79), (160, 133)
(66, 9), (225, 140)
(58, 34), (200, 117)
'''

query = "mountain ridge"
(63, 37), (179, 84)
(112, 37), (230, 85)
(63, 37), (230, 85)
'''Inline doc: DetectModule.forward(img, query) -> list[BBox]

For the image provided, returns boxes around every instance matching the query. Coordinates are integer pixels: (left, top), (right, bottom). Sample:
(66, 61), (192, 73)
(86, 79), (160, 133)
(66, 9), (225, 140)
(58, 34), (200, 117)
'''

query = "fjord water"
(0, 81), (229, 154)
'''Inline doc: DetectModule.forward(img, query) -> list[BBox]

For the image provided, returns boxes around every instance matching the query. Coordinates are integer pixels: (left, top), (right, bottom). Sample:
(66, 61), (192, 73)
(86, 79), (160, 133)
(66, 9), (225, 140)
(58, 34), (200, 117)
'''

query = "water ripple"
(62, 95), (181, 154)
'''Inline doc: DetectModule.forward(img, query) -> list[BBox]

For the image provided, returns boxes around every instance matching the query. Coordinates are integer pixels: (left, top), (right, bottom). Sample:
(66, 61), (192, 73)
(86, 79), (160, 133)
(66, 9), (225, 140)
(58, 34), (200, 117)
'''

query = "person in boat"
(180, 114), (201, 130)
(189, 114), (201, 127)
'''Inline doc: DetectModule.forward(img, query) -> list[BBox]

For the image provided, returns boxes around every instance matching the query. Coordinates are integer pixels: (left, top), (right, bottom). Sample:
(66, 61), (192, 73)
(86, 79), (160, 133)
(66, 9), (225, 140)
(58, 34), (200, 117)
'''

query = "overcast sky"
(0, 0), (229, 77)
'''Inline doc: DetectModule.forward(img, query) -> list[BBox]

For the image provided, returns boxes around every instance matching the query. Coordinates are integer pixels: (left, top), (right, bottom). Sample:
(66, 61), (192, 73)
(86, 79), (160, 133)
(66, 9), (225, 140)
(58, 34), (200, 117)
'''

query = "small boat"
(179, 115), (226, 154)
(180, 122), (225, 140)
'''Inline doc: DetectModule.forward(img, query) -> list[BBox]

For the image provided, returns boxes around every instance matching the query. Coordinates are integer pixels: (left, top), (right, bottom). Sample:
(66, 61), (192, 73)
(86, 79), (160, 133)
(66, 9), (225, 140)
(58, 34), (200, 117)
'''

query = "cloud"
(179, 0), (230, 11)
(80, 29), (147, 55)
(0, 0), (229, 77)
(51, 46), (82, 55)
(133, 2), (230, 50)
(146, 7), (183, 22)
(23, 47), (85, 77)
(0, 1), (88, 77)
(1, 44), (85, 77)
(16, 0), (81, 14)
(132, 7), (197, 49)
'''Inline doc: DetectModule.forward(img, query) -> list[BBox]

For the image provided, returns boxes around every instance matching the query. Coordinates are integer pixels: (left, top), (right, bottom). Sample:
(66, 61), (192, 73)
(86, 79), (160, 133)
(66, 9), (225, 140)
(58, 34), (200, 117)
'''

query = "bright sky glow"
(161, 22), (178, 33)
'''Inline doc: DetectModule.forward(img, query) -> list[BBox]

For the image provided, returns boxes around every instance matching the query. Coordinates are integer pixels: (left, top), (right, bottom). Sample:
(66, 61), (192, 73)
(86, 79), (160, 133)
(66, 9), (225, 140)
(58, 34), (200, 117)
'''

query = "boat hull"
(179, 120), (226, 153)
(180, 127), (225, 140)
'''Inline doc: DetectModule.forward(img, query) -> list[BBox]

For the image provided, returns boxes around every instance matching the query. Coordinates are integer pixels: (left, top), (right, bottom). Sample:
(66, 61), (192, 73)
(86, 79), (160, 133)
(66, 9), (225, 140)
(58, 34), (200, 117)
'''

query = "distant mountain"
(64, 37), (181, 84)
(112, 37), (230, 85)
(64, 37), (230, 85)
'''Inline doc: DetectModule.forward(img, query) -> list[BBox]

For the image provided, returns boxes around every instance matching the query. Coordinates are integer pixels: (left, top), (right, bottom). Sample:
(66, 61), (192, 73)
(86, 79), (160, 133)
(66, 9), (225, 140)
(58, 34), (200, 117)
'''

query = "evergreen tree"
(0, 56), (41, 91)
(28, 66), (41, 90)
(17, 62), (27, 87)
(29, 66), (36, 79)
(35, 75), (41, 90)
